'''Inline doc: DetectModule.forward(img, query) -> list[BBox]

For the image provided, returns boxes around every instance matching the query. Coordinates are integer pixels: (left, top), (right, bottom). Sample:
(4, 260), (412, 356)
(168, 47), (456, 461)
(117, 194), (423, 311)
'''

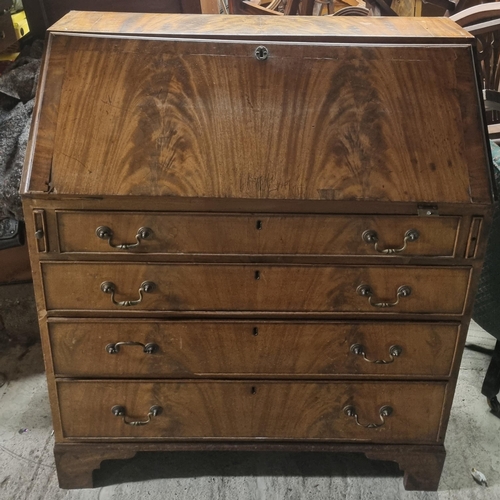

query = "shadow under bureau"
(21, 11), (495, 490)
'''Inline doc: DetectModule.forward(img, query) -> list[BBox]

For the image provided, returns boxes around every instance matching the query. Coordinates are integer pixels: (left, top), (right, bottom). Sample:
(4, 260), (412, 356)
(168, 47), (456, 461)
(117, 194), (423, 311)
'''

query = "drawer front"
(49, 320), (459, 378)
(55, 211), (460, 257)
(42, 263), (470, 314)
(57, 381), (446, 443)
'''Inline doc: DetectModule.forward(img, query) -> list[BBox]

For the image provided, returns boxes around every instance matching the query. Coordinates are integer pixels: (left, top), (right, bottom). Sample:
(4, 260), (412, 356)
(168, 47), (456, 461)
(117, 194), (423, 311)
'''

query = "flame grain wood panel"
(57, 380), (447, 443)
(55, 212), (461, 256)
(48, 320), (460, 378)
(26, 35), (490, 205)
(40, 263), (471, 314)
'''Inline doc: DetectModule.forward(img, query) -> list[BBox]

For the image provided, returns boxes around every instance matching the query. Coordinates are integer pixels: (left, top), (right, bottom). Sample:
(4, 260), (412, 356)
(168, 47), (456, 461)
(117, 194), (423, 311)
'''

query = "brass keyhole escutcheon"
(255, 46), (269, 61)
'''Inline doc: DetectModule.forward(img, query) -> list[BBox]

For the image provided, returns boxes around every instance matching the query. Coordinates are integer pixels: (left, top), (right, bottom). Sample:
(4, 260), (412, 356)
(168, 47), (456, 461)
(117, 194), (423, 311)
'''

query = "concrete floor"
(0, 283), (499, 500)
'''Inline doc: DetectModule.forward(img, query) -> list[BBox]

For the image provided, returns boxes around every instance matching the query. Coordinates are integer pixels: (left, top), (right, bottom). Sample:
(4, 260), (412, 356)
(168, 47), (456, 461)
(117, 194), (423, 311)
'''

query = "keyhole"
(254, 46), (269, 61)
(253, 327), (259, 336)
(255, 270), (260, 280)
(256, 220), (263, 230)
(251, 386), (257, 395)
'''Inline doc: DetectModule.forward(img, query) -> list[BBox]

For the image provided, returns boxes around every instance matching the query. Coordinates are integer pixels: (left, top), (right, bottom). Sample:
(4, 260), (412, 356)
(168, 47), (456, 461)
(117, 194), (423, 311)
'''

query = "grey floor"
(0, 283), (499, 500)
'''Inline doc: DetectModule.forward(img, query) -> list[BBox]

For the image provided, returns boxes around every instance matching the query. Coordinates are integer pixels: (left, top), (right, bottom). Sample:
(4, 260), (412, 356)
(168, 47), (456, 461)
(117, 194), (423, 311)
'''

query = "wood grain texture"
(48, 320), (460, 378)
(57, 380), (447, 442)
(48, 12), (473, 41)
(19, 12), (495, 492)
(40, 263), (471, 314)
(55, 212), (461, 257)
(25, 35), (490, 205)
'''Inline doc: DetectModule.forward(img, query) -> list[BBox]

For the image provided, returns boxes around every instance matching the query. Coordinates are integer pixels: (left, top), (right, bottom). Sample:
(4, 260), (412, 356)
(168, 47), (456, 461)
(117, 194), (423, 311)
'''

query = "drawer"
(49, 320), (460, 378)
(41, 263), (471, 314)
(55, 211), (461, 257)
(57, 380), (447, 443)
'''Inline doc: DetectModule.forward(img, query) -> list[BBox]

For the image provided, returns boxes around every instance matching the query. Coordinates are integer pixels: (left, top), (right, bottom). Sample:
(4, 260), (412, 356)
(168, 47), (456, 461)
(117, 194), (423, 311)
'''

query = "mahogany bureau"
(21, 12), (495, 490)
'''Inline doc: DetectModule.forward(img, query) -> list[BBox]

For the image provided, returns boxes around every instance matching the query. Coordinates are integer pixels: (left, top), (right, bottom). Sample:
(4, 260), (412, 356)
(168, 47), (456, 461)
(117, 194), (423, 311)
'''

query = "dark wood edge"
(42, 311), (470, 321)
(54, 441), (445, 490)
(20, 196), (493, 215)
(45, 30), (475, 46)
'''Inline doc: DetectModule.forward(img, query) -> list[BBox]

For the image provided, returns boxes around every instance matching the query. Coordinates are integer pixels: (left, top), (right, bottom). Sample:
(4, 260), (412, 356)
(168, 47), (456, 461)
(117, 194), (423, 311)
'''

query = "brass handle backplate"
(357, 284), (411, 308)
(96, 226), (153, 249)
(362, 229), (419, 254)
(106, 341), (158, 354)
(101, 281), (156, 307)
(350, 344), (402, 364)
(343, 405), (393, 428)
(111, 405), (162, 426)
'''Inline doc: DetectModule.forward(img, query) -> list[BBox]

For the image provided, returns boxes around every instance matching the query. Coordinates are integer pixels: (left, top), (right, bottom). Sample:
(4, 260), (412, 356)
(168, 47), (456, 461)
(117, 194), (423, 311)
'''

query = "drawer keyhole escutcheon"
(255, 270), (260, 280)
(350, 344), (402, 364)
(106, 341), (158, 354)
(96, 225), (153, 249)
(254, 46), (269, 61)
(362, 229), (419, 254)
(111, 405), (162, 426)
(101, 281), (156, 307)
(343, 405), (393, 428)
(357, 284), (411, 308)
(256, 220), (263, 230)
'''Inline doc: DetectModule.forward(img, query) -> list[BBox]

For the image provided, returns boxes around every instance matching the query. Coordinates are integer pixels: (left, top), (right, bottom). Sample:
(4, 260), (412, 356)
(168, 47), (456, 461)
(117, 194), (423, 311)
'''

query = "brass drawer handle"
(362, 229), (419, 254)
(111, 405), (162, 426)
(343, 405), (393, 428)
(96, 225), (153, 249)
(106, 341), (158, 354)
(357, 284), (411, 308)
(100, 281), (156, 307)
(350, 344), (402, 364)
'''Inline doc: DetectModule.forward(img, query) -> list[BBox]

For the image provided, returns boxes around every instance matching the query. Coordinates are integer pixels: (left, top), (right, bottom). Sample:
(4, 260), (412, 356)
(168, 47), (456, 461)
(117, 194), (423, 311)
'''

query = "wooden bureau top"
(22, 13), (493, 205)
(49, 12), (473, 44)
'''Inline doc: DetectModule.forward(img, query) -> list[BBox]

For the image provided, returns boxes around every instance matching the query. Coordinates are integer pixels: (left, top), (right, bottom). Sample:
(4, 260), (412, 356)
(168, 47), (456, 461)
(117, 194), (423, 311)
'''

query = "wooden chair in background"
(364, 0), (478, 18)
(228, 0), (332, 15)
(451, 3), (500, 133)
